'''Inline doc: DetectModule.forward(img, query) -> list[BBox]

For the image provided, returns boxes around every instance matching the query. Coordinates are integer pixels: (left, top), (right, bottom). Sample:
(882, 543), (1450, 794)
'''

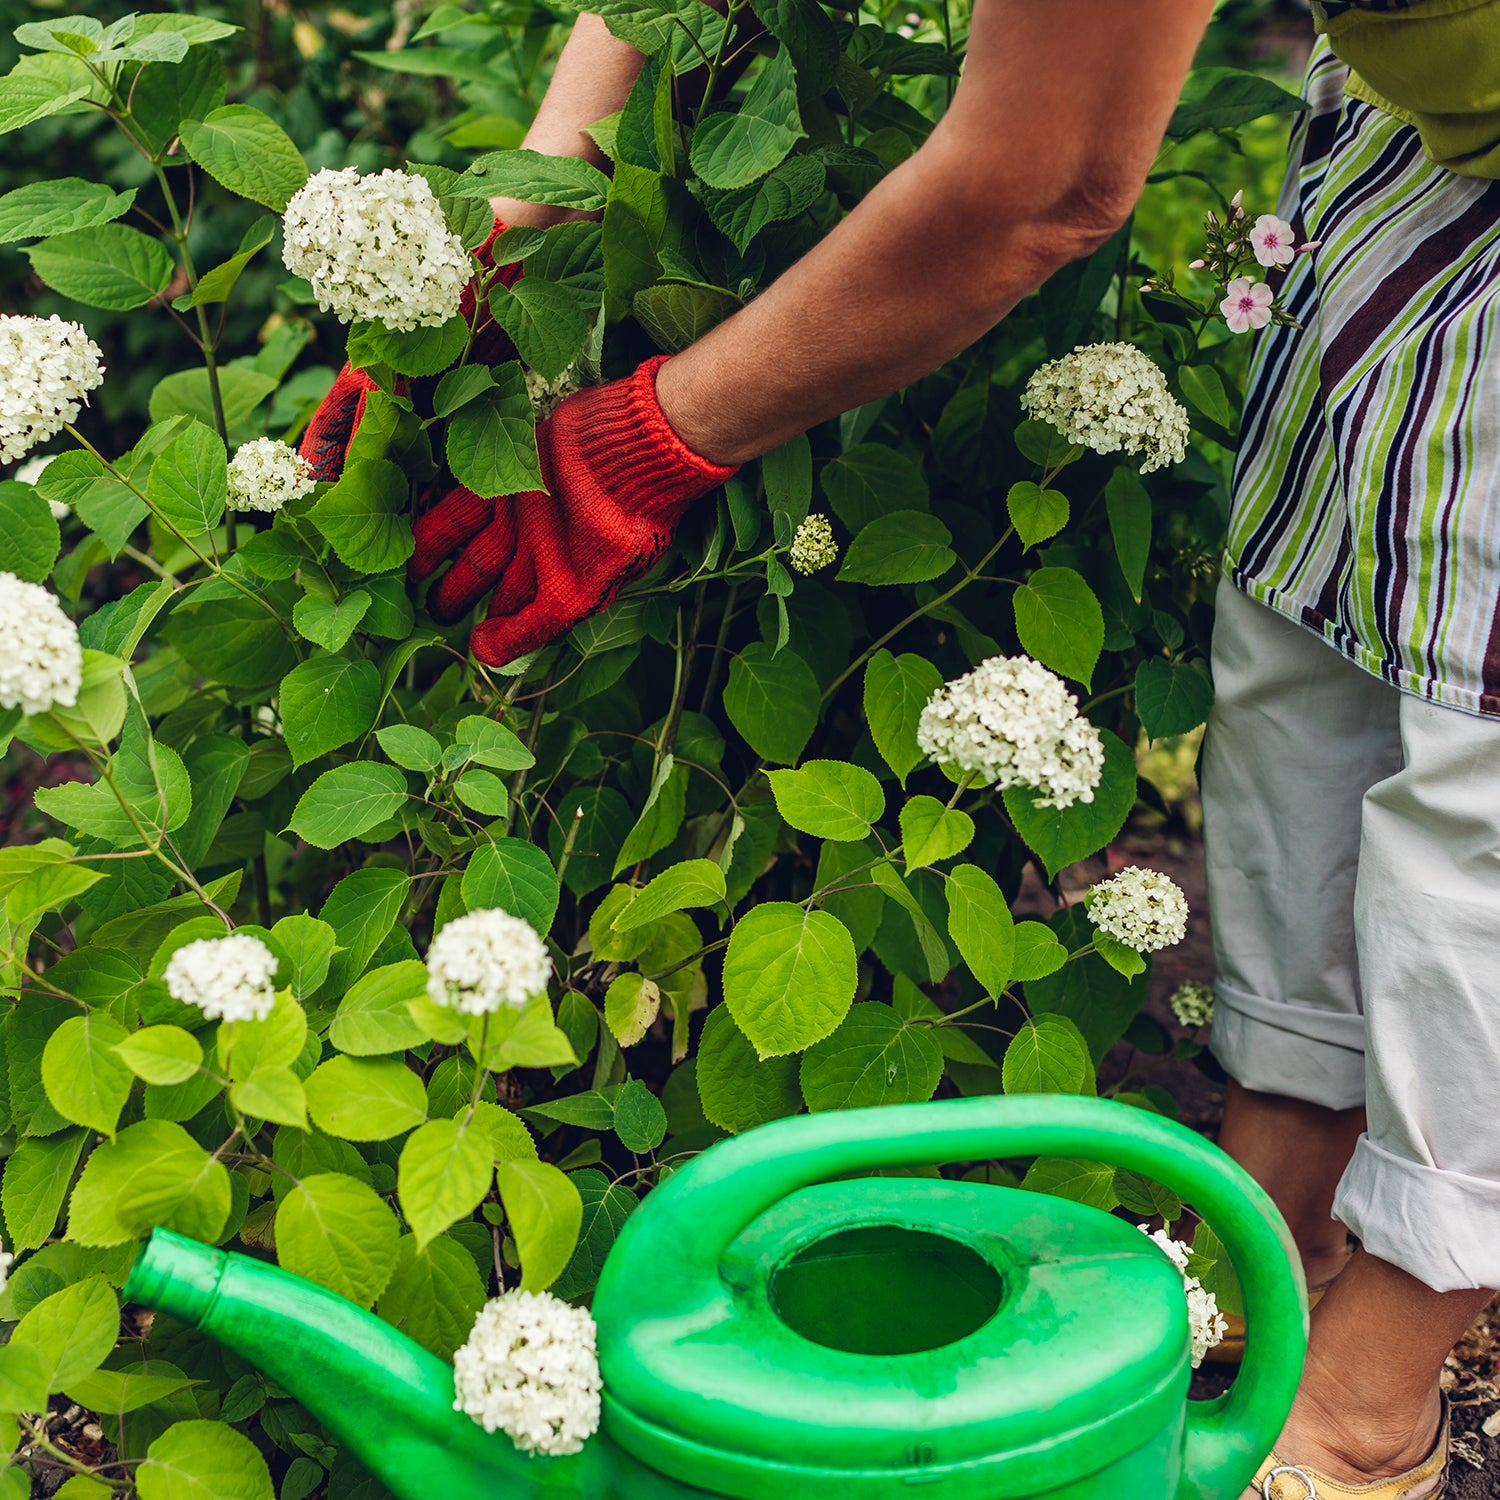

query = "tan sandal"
(1246, 1395), (1450, 1500)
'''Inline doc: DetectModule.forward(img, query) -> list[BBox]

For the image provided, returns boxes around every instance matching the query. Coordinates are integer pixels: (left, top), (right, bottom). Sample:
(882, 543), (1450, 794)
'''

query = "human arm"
(656, 0), (1219, 464)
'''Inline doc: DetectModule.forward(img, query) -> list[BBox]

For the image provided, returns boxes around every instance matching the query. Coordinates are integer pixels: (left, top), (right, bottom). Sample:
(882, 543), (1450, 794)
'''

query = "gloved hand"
(299, 217), (525, 484)
(410, 356), (737, 665)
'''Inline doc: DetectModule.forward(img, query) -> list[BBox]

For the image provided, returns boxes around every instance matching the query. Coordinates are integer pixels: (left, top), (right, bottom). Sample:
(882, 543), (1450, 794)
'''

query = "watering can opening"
(769, 1224), (1007, 1357)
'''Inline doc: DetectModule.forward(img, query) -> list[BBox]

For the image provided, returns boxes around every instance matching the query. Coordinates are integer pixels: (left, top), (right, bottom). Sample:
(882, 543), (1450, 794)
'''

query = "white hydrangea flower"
(453, 1290), (602, 1456)
(1169, 980), (1215, 1029)
(425, 907), (552, 1016)
(227, 437), (316, 513)
(916, 655), (1105, 810)
(1139, 1226), (1227, 1369)
(163, 933), (278, 1023)
(789, 513), (838, 574)
(282, 166), (471, 331)
(0, 314), (105, 465)
(0, 571), (82, 717)
(525, 367), (581, 423)
(1085, 866), (1189, 953)
(1020, 342), (1189, 474)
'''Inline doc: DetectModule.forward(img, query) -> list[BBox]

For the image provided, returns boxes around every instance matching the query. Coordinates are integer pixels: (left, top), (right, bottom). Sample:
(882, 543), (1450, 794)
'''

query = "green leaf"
(1006, 481), (1069, 549)
(553, 1169), (636, 1301)
(349, 317), (468, 379)
(67, 1119), (231, 1247)
(278, 656), (381, 768)
(113, 1025), (202, 1085)
(320, 869), (410, 992)
(147, 420), (226, 537)
(305, 1056), (427, 1141)
(1178, 362), (1234, 428)
(631, 282), (741, 355)
(309, 459), (414, 574)
(462, 839), (559, 936)
(151, 367), (277, 429)
(398, 1119), (493, 1248)
(1135, 657), (1214, 739)
(868, 861), (952, 983)
(768, 760), (883, 842)
(695, 1005), (800, 1133)
(723, 902), (857, 1058)
(138, 1420), (274, 1500)
(698, 154), (825, 253)
(613, 1077), (667, 1153)
(1012, 566), (1105, 689)
(375, 1234), (486, 1359)
(1189, 1221), (1246, 1319)
(838, 510), (955, 586)
(376, 724), (442, 772)
(495, 1159), (582, 1291)
(1011, 920), (1067, 981)
(800, 1001), (943, 1111)
(450, 149), (611, 210)
(455, 714), (536, 771)
(864, 650), (942, 786)
(11, 1277), (117, 1390)
(63, 1368), (201, 1416)
(489, 279), (589, 383)
(612, 859), (725, 931)
(899, 795), (974, 870)
(178, 105), (308, 211)
(690, 47), (802, 190)
(0, 73), (89, 136)
(1105, 466), (1152, 602)
(277, 1172), (399, 1308)
(0, 480), (60, 584)
(133, 47), (226, 150)
(2, 1127), (86, 1251)
(0, 1342), (50, 1414)
(1168, 66), (1308, 139)
(723, 643), (819, 765)
(455, 768), (509, 816)
(1004, 729), (1137, 879)
(1002, 1015), (1094, 1094)
(0, 177), (133, 246)
(945, 864), (1015, 995)
(331, 961), (430, 1055)
(41, 1011), (132, 1136)
(604, 972), (660, 1047)
(820, 444), (928, 532)
(446, 366), (543, 497)
(1021, 1156), (1118, 1211)
(26, 224), (174, 311)
(186, 216), (275, 308)
(288, 762), (408, 849)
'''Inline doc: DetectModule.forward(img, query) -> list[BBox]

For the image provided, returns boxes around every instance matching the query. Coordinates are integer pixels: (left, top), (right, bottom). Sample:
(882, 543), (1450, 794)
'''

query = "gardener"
(303, 1), (1497, 1495)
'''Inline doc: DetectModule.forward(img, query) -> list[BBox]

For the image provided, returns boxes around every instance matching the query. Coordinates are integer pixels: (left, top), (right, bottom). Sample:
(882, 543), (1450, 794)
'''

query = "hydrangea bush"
(0, 5), (1304, 1494)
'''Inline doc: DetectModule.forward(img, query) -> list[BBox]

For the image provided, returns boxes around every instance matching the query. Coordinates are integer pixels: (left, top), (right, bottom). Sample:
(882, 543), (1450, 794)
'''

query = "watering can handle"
(638, 1093), (1304, 1500)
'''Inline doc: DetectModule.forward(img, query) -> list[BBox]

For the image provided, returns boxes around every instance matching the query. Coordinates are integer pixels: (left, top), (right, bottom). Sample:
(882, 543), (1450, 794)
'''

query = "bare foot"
(1259, 1382), (1443, 1487)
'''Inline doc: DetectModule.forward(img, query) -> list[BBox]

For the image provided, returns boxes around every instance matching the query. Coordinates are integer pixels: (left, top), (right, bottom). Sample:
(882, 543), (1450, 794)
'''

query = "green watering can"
(125, 1094), (1306, 1500)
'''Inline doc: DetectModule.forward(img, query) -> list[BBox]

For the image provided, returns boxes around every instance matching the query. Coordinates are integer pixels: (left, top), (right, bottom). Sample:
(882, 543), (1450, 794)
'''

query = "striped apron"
(1226, 41), (1500, 716)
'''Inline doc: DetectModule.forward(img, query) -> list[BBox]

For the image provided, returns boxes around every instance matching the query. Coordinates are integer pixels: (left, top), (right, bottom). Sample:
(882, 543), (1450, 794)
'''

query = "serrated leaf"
(179, 105), (308, 211)
(768, 761), (883, 842)
(398, 1119), (493, 1247)
(26, 224), (174, 311)
(1004, 729), (1136, 879)
(138, 1420), (274, 1500)
(0, 178), (133, 246)
(800, 1002), (942, 1111)
(1135, 657), (1214, 739)
(278, 656), (381, 767)
(309, 459), (413, 574)
(899, 795), (974, 870)
(446, 365), (543, 496)
(723, 643), (819, 765)
(276, 1173), (399, 1308)
(945, 864), (1015, 995)
(838, 510), (954, 586)
(495, 1159), (582, 1291)
(1002, 1015), (1094, 1094)
(288, 762), (408, 848)
(1006, 481), (1069, 548)
(864, 650), (942, 786)
(0, 480), (61, 584)
(690, 48), (802, 190)
(305, 1055), (427, 1141)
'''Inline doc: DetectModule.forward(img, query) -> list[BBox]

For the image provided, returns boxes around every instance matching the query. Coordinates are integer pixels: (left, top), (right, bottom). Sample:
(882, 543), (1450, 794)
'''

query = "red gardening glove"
(299, 217), (525, 484)
(410, 356), (737, 665)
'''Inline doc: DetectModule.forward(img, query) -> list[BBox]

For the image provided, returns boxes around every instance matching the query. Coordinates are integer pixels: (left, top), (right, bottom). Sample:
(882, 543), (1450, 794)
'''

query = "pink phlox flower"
(1220, 277), (1274, 334)
(1249, 213), (1295, 268)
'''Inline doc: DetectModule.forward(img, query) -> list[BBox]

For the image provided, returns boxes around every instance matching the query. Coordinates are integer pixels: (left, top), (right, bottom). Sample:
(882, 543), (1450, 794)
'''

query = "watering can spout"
(124, 1230), (603, 1500)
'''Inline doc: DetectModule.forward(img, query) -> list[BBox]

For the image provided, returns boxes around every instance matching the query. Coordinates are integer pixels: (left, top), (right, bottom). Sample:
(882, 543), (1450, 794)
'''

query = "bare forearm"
(489, 14), (647, 229)
(659, 0), (1217, 466)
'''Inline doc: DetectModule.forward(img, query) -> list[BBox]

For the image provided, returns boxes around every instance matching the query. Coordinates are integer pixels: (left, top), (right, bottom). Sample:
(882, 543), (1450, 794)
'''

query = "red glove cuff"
(547, 356), (738, 522)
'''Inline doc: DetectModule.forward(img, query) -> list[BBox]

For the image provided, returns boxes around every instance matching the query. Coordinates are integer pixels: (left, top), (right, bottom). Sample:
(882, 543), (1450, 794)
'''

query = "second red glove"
(410, 356), (737, 665)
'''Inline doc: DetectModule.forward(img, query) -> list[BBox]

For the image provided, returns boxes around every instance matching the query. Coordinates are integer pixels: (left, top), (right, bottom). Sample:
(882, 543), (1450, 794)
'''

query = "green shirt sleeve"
(1312, 0), (1500, 177)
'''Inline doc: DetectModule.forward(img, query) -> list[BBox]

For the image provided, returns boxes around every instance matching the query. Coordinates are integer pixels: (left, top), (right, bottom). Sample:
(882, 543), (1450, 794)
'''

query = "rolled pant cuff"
(1334, 1134), (1500, 1292)
(1208, 979), (1367, 1112)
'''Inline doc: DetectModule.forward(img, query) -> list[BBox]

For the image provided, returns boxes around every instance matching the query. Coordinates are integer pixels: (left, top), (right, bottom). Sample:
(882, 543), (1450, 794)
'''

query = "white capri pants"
(1201, 583), (1500, 1293)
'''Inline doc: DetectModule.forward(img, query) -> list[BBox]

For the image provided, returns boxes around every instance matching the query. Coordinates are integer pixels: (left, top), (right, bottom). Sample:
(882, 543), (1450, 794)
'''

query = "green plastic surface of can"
(124, 1094), (1306, 1500)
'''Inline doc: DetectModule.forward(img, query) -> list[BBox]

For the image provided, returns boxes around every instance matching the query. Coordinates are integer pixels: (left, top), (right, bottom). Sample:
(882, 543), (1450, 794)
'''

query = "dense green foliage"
(0, 1), (1306, 1495)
